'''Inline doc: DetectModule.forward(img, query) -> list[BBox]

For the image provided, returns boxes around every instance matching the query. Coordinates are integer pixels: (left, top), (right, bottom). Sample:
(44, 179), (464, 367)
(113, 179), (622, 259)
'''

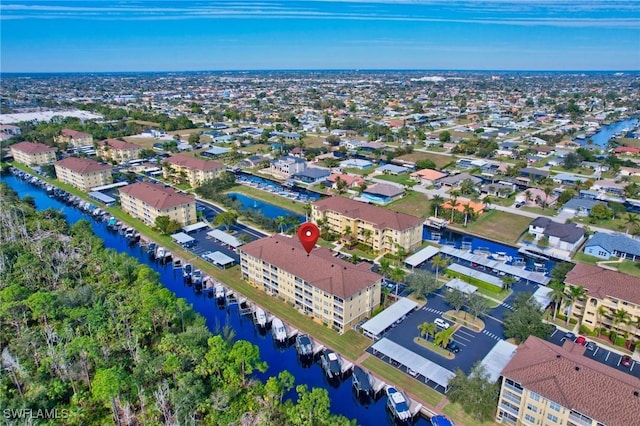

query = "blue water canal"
(577, 117), (639, 147)
(3, 174), (428, 426)
(227, 192), (306, 223)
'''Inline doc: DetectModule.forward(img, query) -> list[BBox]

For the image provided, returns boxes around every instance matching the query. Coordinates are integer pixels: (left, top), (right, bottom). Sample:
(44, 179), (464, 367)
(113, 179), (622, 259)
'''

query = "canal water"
(235, 172), (323, 202)
(3, 174), (428, 426)
(227, 191), (305, 222)
(578, 117), (639, 147)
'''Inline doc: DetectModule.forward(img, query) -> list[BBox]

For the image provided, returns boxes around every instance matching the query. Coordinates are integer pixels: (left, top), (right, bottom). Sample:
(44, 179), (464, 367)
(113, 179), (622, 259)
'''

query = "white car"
(434, 318), (450, 329)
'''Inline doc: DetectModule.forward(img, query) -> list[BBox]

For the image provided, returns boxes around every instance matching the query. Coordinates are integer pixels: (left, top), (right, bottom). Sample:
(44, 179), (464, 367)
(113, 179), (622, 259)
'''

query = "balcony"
(503, 382), (523, 395)
(499, 402), (520, 417)
(568, 412), (593, 426)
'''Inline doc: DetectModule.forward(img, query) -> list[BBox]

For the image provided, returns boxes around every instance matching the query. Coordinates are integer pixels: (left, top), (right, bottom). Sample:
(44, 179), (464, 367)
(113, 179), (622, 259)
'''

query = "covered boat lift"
(371, 338), (455, 392)
(361, 298), (419, 340)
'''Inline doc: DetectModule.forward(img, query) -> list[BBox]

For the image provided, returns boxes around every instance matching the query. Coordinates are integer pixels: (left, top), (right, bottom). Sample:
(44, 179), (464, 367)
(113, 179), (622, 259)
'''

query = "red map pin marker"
(297, 222), (320, 254)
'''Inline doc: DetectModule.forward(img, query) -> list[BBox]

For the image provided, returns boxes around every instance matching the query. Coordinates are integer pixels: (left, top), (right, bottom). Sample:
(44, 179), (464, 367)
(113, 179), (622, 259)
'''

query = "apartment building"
(311, 196), (423, 254)
(119, 182), (196, 226)
(162, 154), (225, 187)
(497, 336), (640, 426)
(55, 128), (93, 148)
(54, 157), (112, 191)
(97, 138), (143, 163)
(10, 141), (57, 166)
(564, 263), (640, 341)
(239, 234), (381, 332)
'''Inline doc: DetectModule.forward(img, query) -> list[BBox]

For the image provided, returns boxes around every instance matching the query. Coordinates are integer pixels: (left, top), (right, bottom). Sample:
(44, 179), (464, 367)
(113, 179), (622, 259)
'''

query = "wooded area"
(0, 183), (354, 425)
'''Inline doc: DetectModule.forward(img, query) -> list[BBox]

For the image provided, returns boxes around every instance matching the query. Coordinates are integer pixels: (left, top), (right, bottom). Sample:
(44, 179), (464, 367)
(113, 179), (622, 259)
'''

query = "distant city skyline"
(1, 1), (639, 73)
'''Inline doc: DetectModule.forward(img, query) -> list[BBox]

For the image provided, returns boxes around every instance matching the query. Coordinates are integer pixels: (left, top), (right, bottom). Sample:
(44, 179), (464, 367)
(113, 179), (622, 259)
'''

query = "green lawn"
(387, 190), (431, 218)
(343, 167), (377, 176)
(441, 404), (500, 426)
(376, 173), (418, 187)
(461, 210), (531, 244)
(395, 151), (455, 169)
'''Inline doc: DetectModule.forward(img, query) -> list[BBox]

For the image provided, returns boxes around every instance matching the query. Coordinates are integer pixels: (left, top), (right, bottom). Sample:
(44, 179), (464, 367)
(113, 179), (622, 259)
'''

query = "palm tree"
(612, 308), (631, 335)
(434, 327), (454, 349)
(431, 254), (451, 284)
(276, 216), (287, 233)
(390, 266), (407, 297)
(483, 195), (493, 210)
(379, 258), (392, 282)
(565, 285), (586, 326)
(543, 186), (553, 210)
(548, 281), (567, 320)
(362, 229), (373, 252)
(431, 195), (444, 218)
(596, 306), (608, 336)
(463, 203), (474, 227)
(501, 275), (517, 290)
(449, 196), (459, 223)
(417, 321), (436, 341)
(525, 190), (533, 205)
(625, 213), (640, 235)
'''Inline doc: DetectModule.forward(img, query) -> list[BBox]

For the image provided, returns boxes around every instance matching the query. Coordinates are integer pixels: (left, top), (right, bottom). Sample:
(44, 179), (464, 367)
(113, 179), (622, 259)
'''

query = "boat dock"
(312, 342), (325, 357)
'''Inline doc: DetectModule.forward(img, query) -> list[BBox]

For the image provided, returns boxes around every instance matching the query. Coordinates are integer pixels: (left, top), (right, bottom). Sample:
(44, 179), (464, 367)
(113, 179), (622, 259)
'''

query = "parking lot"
(548, 328), (640, 379)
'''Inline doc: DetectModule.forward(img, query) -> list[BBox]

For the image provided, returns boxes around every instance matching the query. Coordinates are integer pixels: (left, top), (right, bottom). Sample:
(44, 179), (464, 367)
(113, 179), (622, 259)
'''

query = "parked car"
(586, 341), (597, 352)
(575, 336), (587, 346)
(434, 318), (450, 329)
(561, 332), (576, 342)
(621, 355), (632, 368)
(444, 341), (460, 353)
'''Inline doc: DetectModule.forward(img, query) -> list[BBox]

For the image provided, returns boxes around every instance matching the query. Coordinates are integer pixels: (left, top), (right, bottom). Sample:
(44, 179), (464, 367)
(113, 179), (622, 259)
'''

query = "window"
(547, 414), (558, 423)
(524, 414), (536, 424)
(530, 392), (540, 402)
(550, 401), (561, 412)
(527, 404), (538, 413)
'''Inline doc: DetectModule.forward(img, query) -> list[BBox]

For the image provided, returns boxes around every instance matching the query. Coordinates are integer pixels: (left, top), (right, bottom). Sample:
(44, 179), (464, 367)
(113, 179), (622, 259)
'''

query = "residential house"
(410, 169), (447, 186)
(519, 167), (549, 181)
(10, 141), (57, 166)
(339, 158), (373, 170)
(528, 217), (585, 252)
(119, 181), (196, 226)
(551, 173), (586, 186)
(619, 166), (640, 177)
(238, 155), (271, 169)
(436, 173), (482, 189)
(496, 335), (640, 426)
(55, 128), (93, 148)
(163, 154), (225, 187)
(311, 197), (423, 254)
(326, 173), (364, 190)
(592, 179), (625, 197)
(54, 157), (112, 191)
(292, 167), (330, 185)
(270, 155), (307, 177)
(584, 232), (640, 261)
(565, 263), (640, 343)
(515, 188), (558, 207)
(239, 234), (382, 333)
(97, 138), (143, 163)
(1, 124), (21, 141)
(560, 198), (606, 217)
(375, 164), (407, 175)
(270, 131), (301, 140)
(481, 182), (515, 198)
(441, 200), (485, 215)
(361, 183), (404, 204)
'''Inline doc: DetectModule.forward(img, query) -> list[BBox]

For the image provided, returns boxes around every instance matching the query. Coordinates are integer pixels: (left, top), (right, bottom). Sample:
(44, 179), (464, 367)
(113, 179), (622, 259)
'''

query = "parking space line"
(456, 329), (475, 339)
(592, 347), (599, 357)
(605, 352), (611, 362)
(550, 329), (559, 337)
(631, 362), (635, 372)
(454, 335), (472, 343)
(452, 339), (467, 347)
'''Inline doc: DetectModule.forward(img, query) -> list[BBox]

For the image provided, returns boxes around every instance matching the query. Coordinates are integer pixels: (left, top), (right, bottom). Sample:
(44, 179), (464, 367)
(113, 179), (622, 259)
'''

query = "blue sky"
(1, 1), (639, 72)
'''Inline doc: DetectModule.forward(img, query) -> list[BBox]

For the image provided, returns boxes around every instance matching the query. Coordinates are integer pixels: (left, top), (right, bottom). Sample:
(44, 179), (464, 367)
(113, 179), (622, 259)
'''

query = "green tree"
(430, 253), (451, 284)
(213, 210), (238, 231)
(431, 195), (444, 218)
(449, 196), (459, 223)
(466, 293), (490, 320)
(503, 293), (554, 343)
(405, 270), (439, 299)
(434, 326), (455, 348)
(444, 288), (467, 315)
(548, 281), (567, 320)
(188, 132), (200, 146)
(625, 213), (640, 234)
(447, 363), (500, 422)
(439, 131), (451, 143)
(501, 275), (517, 290)
(389, 266), (407, 296)
(154, 215), (182, 235)
(417, 321), (437, 341)
(565, 285), (586, 326)
(589, 204), (613, 221)
(416, 159), (436, 170)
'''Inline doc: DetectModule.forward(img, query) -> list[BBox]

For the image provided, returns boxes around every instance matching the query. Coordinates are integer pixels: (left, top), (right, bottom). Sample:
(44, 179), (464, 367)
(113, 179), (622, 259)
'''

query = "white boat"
(424, 216), (449, 229)
(215, 284), (226, 301)
(321, 350), (342, 379)
(386, 386), (411, 421)
(272, 318), (287, 343)
(254, 307), (267, 328)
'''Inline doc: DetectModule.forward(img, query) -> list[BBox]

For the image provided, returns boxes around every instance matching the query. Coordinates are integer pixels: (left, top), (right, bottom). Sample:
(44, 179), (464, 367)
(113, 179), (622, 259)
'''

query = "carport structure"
(361, 298), (419, 339)
(171, 232), (195, 247)
(182, 221), (209, 233)
(445, 278), (478, 294)
(447, 263), (504, 288)
(371, 338), (455, 392)
(203, 251), (235, 269)
(207, 229), (243, 248)
(404, 246), (439, 269)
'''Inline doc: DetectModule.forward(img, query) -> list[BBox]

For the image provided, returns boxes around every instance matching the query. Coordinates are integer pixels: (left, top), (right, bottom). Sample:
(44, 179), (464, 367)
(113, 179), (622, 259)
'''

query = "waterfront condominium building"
(162, 154), (226, 187)
(10, 141), (57, 166)
(564, 263), (640, 342)
(239, 234), (382, 333)
(97, 138), (143, 163)
(54, 157), (112, 191)
(119, 181), (196, 227)
(497, 335), (640, 426)
(55, 128), (94, 148)
(311, 196), (423, 254)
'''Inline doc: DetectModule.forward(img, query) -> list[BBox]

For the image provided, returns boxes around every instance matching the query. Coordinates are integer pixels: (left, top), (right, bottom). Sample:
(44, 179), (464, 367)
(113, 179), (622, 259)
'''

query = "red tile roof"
(11, 141), (56, 154)
(54, 157), (111, 174)
(100, 138), (141, 150)
(119, 182), (195, 210)
(60, 128), (91, 138)
(501, 336), (640, 426)
(240, 234), (381, 299)
(565, 262), (640, 304)
(313, 196), (422, 231)
(163, 154), (224, 171)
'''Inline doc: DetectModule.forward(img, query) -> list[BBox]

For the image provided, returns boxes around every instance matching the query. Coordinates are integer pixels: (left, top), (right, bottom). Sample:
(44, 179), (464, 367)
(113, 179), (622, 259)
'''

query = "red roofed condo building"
(10, 142), (57, 166)
(54, 157), (112, 191)
(119, 182), (196, 227)
(239, 234), (382, 332)
(311, 197), (423, 254)
(564, 263), (640, 342)
(497, 336), (640, 426)
(97, 138), (143, 163)
(162, 154), (225, 187)
(55, 128), (93, 148)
